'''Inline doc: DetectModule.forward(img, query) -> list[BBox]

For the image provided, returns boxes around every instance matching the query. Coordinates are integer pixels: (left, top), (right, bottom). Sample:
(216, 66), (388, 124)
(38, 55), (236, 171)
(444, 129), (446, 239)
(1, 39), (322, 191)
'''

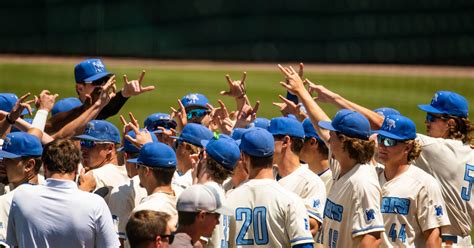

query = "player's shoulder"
(350, 164), (381, 191)
(406, 166), (440, 188)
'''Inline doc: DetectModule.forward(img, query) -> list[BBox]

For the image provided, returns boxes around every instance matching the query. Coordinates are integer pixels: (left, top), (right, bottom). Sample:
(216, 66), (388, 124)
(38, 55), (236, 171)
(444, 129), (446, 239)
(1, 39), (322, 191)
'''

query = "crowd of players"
(0, 58), (472, 248)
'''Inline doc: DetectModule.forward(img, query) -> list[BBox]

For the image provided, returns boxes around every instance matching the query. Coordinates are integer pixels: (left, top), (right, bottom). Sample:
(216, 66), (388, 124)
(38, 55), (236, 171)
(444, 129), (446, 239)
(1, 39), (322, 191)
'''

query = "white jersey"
(108, 175), (147, 239)
(278, 165), (326, 223)
(227, 179), (314, 248)
(318, 163), (385, 248)
(317, 168), (333, 195)
(132, 191), (178, 230)
(204, 181), (230, 248)
(377, 165), (450, 247)
(172, 169), (193, 191)
(89, 163), (129, 205)
(0, 191), (13, 242)
(415, 134), (474, 237)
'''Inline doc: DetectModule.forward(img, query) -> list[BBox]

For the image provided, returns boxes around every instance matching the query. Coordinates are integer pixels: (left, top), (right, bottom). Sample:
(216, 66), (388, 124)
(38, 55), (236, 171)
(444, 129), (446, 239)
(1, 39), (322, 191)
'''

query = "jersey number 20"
(236, 207), (269, 245)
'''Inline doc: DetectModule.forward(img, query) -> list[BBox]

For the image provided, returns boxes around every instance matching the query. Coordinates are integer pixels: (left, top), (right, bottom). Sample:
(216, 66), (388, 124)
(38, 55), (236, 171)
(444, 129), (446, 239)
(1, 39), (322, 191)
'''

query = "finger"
(217, 100), (229, 117)
(272, 102), (284, 109)
(129, 112), (139, 127)
(119, 115), (127, 125)
(252, 101), (260, 114)
(278, 94), (293, 105)
(21, 103), (33, 116)
(19, 93), (31, 102)
(24, 99), (35, 105)
(219, 90), (229, 96)
(125, 135), (138, 146)
(138, 70), (146, 84)
(225, 74), (233, 86)
(53, 94), (59, 100)
(279, 81), (292, 90)
(123, 74), (129, 84)
(177, 99), (186, 113)
(129, 121), (140, 133)
(170, 107), (178, 113)
(140, 85), (155, 92)
(205, 103), (215, 111)
(289, 66), (297, 75)
(241, 72), (247, 91)
(298, 63), (304, 78)
(277, 64), (290, 76)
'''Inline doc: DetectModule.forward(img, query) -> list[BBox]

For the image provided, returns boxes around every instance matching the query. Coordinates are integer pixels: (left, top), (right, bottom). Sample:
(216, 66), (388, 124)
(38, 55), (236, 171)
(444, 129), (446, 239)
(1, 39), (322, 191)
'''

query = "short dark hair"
(304, 137), (329, 157)
(126, 210), (170, 248)
(245, 152), (273, 169)
(205, 156), (233, 184)
(149, 166), (176, 186)
(21, 156), (42, 174)
(177, 211), (199, 226)
(42, 139), (81, 174)
(289, 137), (304, 154)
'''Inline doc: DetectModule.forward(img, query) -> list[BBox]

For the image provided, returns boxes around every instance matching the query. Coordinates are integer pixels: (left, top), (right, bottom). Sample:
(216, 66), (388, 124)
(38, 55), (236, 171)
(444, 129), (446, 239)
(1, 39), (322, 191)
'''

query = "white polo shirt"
(6, 178), (119, 247)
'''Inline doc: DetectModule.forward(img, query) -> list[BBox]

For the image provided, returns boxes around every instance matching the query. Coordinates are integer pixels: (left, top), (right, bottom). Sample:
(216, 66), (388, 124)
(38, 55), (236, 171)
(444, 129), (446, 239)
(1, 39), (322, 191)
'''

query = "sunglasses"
(425, 113), (450, 123)
(187, 109), (209, 120)
(160, 234), (175, 244)
(377, 135), (399, 147)
(91, 76), (111, 86)
(80, 140), (112, 148)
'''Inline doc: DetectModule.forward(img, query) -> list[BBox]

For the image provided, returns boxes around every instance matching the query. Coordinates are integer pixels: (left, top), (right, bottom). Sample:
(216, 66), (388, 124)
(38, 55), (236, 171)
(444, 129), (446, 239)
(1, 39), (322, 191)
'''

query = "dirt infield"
(1, 54), (473, 78)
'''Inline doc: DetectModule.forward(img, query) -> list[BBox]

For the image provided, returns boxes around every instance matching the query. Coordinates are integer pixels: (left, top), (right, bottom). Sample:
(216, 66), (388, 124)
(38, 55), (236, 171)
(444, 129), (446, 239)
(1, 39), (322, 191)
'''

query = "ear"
(75, 83), (84, 95)
(155, 235), (162, 246)
(282, 135), (291, 146)
(310, 137), (317, 146)
(447, 118), (456, 128)
(24, 158), (36, 173)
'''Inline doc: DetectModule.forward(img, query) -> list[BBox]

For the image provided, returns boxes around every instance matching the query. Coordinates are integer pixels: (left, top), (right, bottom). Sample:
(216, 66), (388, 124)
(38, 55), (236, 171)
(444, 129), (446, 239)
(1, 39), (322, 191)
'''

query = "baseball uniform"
(317, 162), (385, 248)
(227, 179), (314, 248)
(415, 134), (473, 244)
(204, 181), (230, 248)
(377, 165), (451, 247)
(132, 191), (178, 230)
(89, 163), (129, 205)
(0, 191), (13, 242)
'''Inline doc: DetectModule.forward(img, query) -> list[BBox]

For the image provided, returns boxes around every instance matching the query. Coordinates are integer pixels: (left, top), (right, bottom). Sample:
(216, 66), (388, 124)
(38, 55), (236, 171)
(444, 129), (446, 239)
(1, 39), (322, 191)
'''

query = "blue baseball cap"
(52, 97), (82, 116)
(144, 113), (177, 133)
(127, 142), (177, 168)
(374, 115), (417, 140)
(170, 123), (213, 148)
(201, 134), (241, 170)
(302, 118), (322, 141)
(75, 120), (121, 144)
(268, 117), (305, 139)
(418, 91), (468, 117)
(0, 93), (30, 115)
(246, 117), (270, 129)
(318, 109), (371, 140)
(0, 132), (43, 159)
(118, 129), (159, 153)
(231, 128), (247, 141)
(240, 127), (274, 157)
(74, 59), (113, 83)
(181, 93), (209, 109)
(373, 107), (400, 117)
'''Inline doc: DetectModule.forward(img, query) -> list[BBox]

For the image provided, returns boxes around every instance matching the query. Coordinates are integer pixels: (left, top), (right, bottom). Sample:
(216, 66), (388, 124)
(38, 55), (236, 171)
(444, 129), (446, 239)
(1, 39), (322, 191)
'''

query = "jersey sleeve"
(417, 178), (451, 232)
(286, 194), (315, 246)
(302, 179), (326, 223)
(5, 200), (17, 247)
(351, 179), (385, 238)
(108, 183), (134, 239)
(94, 197), (120, 247)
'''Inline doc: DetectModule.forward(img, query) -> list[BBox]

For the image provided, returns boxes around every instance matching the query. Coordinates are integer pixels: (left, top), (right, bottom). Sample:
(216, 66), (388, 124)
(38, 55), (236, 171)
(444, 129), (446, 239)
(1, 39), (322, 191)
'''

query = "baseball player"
(227, 127), (314, 248)
(375, 115), (450, 247)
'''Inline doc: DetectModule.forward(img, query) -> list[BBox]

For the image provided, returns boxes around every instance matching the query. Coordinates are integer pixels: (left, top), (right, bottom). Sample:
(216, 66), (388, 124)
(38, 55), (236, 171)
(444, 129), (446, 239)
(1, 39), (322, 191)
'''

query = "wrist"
(120, 90), (130, 98)
(5, 114), (16, 124)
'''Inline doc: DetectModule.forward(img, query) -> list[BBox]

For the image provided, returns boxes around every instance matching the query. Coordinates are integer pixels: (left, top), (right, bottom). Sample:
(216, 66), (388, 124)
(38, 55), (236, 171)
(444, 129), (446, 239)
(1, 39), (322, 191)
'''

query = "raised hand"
(170, 99), (187, 132)
(304, 79), (339, 104)
(8, 93), (35, 122)
(94, 76), (116, 108)
(234, 101), (260, 128)
(121, 70), (155, 98)
(120, 112), (152, 148)
(220, 72), (247, 98)
(278, 64), (306, 95)
(272, 95), (307, 120)
(209, 100), (234, 135)
(35, 90), (58, 112)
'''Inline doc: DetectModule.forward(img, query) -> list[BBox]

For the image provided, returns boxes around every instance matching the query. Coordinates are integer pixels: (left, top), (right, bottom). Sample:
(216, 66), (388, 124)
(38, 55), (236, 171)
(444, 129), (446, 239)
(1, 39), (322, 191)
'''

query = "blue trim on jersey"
(290, 236), (314, 244)
(351, 225), (385, 235)
(307, 210), (323, 222)
(293, 243), (314, 248)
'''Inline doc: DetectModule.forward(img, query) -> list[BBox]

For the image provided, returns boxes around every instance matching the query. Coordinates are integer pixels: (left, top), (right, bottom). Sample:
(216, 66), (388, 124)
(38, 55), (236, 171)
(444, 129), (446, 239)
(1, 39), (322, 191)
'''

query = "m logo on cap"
(92, 60), (105, 73)
(432, 92), (439, 103)
(185, 94), (200, 104)
(3, 137), (11, 149)
(386, 118), (397, 131)
(85, 122), (95, 133)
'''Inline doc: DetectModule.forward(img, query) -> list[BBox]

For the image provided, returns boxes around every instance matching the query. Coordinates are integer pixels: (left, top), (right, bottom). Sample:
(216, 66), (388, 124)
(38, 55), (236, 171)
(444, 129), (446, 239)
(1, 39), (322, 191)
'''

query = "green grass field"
(0, 61), (473, 241)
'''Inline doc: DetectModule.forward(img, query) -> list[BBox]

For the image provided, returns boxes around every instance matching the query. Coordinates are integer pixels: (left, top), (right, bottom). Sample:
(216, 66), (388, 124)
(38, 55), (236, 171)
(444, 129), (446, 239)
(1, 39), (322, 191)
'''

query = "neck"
(148, 183), (173, 196)
(249, 167), (274, 180)
(306, 155), (330, 175)
(176, 225), (200, 244)
(384, 161), (410, 181)
(48, 172), (76, 181)
(177, 160), (192, 175)
(11, 174), (39, 190)
(277, 152), (301, 177)
(337, 156), (358, 178)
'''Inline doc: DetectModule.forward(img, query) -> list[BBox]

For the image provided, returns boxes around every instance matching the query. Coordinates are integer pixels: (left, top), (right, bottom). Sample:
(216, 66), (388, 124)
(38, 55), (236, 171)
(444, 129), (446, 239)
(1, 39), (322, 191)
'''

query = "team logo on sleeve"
(365, 209), (375, 222)
(304, 218), (309, 230)
(312, 199), (320, 209)
(434, 205), (443, 217)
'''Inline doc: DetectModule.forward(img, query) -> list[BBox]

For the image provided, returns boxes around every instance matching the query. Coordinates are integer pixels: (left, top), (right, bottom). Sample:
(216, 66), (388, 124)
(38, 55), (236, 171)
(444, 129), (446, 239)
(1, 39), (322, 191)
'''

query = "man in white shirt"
(6, 139), (119, 247)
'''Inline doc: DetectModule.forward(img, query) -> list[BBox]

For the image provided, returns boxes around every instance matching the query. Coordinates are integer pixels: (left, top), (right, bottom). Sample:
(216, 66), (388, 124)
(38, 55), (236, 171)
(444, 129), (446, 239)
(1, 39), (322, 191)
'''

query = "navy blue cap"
(118, 129), (159, 153)
(144, 113), (177, 133)
(231, 128), (247, 141)
(246, 117), (270, 129)
(0, 132), (43, 159)
(302, 118), (322, 141)
(0, 93), (30, 115)
(181, 93), (209, 109)
(374, 115), (416, 140)
(52, 97), (82, 116)
(373, 107), (400, 118)
(318, 109), (371, 140)
(127, 142), (177, 168)
(201, 134), (240, 170)
(74, 59), (113, 83)
(75, 120), (121, 144)
(268, 117), (305, 139)
(418, 91), (468, 117)
(240, 127), (274, 157)
(170, 123), (213, 147)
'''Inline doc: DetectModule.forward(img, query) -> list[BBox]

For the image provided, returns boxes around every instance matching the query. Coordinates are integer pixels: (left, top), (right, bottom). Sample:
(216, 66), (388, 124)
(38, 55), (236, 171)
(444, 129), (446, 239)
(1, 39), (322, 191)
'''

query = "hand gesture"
(220, 72), (247, 98)
(234, 101), (260, 128)
(8, 93), (34, 122)
(94, 75), (116, 108)
(208, 100), (234, 135)
(272, 95), (307, 120)
(170, 99), (187, 132)
(278, 64), (306, 95)
(35, 90), (58, 112)
(304, 80), (338, 104)
(121, 70), (155, 98)
(120, 112), (153, 148)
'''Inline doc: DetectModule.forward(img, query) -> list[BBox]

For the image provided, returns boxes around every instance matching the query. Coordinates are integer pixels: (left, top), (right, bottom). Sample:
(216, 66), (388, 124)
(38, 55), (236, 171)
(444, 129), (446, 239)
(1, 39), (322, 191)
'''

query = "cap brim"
(201, 140), (209, 147)
(74, 134), (104, 142)
(417, 104), (443, 114)
(83, 72), (113, 83)
(213, 205), (233, 216)
(127, 158), (139, 163)
(0, 150), (21, 159)
(318, 121), (337, 131)
(373, 130), (405, 140)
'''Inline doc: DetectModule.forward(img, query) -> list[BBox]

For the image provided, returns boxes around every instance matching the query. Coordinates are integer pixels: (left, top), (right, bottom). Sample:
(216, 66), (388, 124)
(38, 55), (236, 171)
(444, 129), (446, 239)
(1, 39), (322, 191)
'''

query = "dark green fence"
(1, 0), (473, 64)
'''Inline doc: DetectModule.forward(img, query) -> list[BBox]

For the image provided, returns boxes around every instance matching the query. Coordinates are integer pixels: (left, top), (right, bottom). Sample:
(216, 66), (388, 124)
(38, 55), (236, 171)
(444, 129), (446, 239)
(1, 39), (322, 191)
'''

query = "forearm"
(235, 94), (250, 113)
(52, 103), (103, 139)
(295, 89), (331, 143)
(14, 118), (54, 144)
(0, 118), (11, 137)
(424, 228), (442, 248)
(359, 232), (381, 248)
(328, 93), (384, 129)
(45, 105), (86, 133)
(96, 90), (128, 120)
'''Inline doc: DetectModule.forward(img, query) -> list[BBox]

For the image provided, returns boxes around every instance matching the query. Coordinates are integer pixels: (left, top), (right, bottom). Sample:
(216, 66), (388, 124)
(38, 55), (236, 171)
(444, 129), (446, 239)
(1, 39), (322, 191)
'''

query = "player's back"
(227, 179), (313, 248)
